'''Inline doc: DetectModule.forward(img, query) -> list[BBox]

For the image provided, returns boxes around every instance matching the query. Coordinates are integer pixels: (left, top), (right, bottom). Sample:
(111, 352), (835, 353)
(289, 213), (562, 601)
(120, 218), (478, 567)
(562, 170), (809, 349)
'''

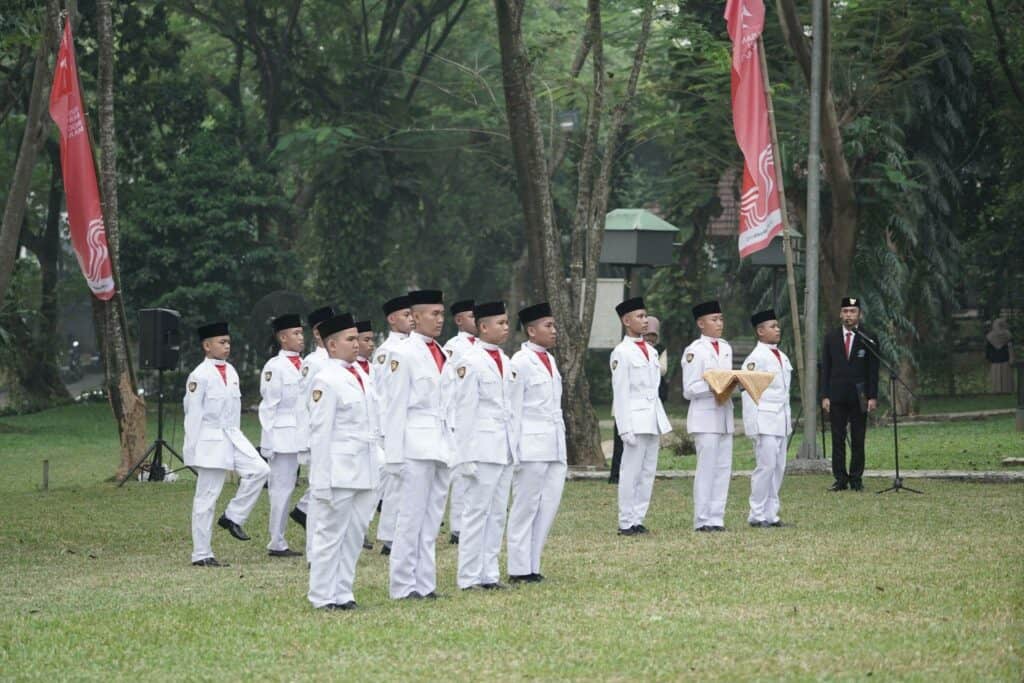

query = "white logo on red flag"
(48, 20), (115, 300)
(725, 0), (784, 257)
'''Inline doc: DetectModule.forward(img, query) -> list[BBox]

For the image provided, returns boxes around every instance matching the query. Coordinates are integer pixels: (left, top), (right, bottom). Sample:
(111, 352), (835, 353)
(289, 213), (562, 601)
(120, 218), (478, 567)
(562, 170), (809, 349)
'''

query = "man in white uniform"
(507, 302), (565, 584)
(354, 318), (380, 550)
(259, 313), (308, 558)
(291, 305), (334, 531)
(384, 289), (453, 599)
(682, 300), (735, 532)
(442, 298), (477, 545)
(610, 297), (672, 536)
(184, 321), (270, 566)
(741, 309), (792, 528)
(374, 295), (413, 556)
(449, 301), (514, 590)
(306, 313), (381, 610)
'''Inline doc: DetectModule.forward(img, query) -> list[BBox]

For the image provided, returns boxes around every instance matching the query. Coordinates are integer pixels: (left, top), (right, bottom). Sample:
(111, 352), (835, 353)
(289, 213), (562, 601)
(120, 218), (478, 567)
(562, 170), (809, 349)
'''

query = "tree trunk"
(0, 0), (60, 307)
(96, 0), (147, 479)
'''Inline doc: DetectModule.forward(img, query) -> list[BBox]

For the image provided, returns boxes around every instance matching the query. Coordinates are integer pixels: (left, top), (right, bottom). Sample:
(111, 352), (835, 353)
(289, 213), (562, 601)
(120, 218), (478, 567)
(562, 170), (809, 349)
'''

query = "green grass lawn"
(0, 404), (1022, 679)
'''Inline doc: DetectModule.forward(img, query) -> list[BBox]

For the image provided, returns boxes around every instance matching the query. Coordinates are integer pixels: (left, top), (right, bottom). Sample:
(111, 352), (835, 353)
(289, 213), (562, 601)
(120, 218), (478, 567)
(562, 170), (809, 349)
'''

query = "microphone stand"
(852, 328), (923, 495)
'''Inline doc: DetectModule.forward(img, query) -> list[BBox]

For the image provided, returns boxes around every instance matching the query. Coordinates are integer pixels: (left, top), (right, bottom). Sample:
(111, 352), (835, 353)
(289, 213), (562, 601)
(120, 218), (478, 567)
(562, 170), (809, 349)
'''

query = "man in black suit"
(821, 297), (879, 491)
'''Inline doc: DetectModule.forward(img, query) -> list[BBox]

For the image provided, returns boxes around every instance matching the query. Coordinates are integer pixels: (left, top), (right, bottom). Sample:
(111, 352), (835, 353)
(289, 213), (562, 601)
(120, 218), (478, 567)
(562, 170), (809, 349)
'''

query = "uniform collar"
(478, 340), (501, 352)
(411, 331), (437, 345)
(700, 335), (724, 344)
(458, 330), (475, 340)
(525, 341), (550, 354)
(278, 349), (301, 358)
(356, 355), (368, 363)
(206, 358), (227, 367)
(331, 358), (354, 369)
(756, 341), (779, 351)
(387, 331), (409, 342)
(622, 334), (643, 343)
(311, 345), (328, 357)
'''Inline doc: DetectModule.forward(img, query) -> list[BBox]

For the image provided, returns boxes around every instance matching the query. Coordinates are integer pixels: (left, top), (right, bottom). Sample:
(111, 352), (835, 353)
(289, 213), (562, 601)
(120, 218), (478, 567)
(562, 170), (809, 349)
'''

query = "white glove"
(453, 462), (478, 480)
(621, 431), (637, 447)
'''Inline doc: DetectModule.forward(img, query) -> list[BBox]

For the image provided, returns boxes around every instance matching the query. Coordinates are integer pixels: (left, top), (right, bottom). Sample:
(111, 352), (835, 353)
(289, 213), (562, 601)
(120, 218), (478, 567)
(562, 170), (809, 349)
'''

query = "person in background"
(986, 318), (1014, 394)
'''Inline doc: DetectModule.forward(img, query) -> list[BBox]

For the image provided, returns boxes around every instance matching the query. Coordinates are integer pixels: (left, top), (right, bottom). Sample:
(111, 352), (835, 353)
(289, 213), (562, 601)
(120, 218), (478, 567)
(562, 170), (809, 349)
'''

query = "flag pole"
(757, 37), (806, 406)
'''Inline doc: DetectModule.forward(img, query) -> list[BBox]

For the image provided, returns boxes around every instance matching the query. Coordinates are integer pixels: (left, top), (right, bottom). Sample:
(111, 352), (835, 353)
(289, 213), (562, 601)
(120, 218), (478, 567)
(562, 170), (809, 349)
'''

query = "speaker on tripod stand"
(120, 308), (192, 485)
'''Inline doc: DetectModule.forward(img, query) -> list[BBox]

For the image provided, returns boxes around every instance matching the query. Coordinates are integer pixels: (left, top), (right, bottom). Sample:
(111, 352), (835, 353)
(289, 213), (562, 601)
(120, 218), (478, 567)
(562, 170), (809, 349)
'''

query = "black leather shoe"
(850, 481), (864, 491)
(481, 582), (507, 590)
(695, 526), (713, 533)
(449, 532), (460, 545)
(749, 520), (771, 528)
(509, 574), (532, 584)
(617, 527), (638, 536)
(362, 537), (373, 550)
(711, 526), (726, 532)
(337, 601), (357, 610)
(400, 591), (423, 600)
(423, 591), (440, 600)
(289, 507), (307, 528)
(769, 520), (787, 527)
(268, 548), (303, 557)
(192, 557), (229, 567)
(218, 515), (250, 541)
(633, 524), (649, 534)
(530, 573), (544, 583)
(380, 544), (391, 556)
(828, 482), (848, 492)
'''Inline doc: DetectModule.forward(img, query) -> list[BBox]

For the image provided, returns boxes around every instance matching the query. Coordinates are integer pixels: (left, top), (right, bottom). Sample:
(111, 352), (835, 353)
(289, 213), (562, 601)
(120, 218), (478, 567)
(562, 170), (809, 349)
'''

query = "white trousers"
(617, 433), (660, 529)
(190, 456), (269, 562)
(376, 464), (403, 544)
(749, 435), (787, 523)
(266, 452), (300, 551)
(507, 461), (566, 577)
(447, 472), (469, 535)
(389, 459), (450, 598)
(457, 463), (513, 588)
(693, 433), (733, 528)
(307, 487), (376, 608)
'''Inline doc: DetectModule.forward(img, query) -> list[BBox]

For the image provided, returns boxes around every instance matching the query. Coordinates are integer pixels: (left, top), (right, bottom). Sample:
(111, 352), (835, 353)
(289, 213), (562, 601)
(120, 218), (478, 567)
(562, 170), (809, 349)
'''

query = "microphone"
(853, 327), (876, 346)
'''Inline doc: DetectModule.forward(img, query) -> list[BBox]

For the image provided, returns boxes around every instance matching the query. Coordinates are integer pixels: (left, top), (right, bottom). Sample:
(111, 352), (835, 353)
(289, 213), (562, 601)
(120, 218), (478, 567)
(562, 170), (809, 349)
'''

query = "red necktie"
(486, 349), (503, 376)
(357, 359), (370, 375)
(427, 340), (446, 372)
(771, 348), (782, 366)
(711, 340), (720, 355)
(469, 336), (477, 345)
(287, 355), (301, 371)
(346, 366), (364, 391)
(535, 350), (552, 376)
(635, 341), (649, 360)
(215, 364), (227, 384)
(844, 331), (852, 360)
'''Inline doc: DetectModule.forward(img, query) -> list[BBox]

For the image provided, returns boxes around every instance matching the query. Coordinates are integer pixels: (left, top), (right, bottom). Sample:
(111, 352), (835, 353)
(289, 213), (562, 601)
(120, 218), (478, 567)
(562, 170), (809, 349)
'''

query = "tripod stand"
(119, 369), (193, 485)
(852, 329), (923, 495)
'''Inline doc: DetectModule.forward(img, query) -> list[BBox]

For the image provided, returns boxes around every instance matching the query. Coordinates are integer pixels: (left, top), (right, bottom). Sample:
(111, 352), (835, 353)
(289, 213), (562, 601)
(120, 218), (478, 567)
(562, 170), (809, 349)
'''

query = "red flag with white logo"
(725, 0), (783, 257)
(48, 20), (115, 300)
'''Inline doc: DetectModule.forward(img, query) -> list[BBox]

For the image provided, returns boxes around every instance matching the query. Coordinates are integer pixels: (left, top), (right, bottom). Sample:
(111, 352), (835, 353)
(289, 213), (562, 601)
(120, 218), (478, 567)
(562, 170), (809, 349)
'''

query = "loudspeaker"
(138, 308), (181, 371)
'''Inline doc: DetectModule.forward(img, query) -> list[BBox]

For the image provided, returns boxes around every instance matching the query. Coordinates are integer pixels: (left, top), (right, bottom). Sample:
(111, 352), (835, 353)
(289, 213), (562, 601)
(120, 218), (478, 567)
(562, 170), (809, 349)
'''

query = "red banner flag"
(48, 20), (114, 300)
(725, 0), (783, 257)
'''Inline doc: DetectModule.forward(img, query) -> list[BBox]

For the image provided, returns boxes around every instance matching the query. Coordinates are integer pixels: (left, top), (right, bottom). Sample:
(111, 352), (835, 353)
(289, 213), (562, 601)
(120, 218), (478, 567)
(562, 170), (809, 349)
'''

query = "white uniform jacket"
(183, 359), (260, 469)
(740, 342), (793, 437)
(509, 342), (566, 464)
(610, 336), (672, 436)
(372, 332), (408, 427)
(382, 333), (454, 466)
(258, 350), (309, 455)
(301, 346), (330, 400)
(448, 342), (515, 467)
(443, 331), (476, 363)
(308, 360), (382, 494)
(682, 336), (735, 434)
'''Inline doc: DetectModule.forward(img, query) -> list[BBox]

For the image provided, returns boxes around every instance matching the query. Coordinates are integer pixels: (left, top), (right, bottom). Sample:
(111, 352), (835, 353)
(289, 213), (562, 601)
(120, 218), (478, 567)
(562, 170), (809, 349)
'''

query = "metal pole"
(757, 38), (805, 403)
(800, 0), (824, 461)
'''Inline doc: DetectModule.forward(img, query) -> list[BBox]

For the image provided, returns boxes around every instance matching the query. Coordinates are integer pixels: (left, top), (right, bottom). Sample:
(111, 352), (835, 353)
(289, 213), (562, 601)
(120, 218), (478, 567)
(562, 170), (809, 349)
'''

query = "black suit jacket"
(821, 326), (880, 402)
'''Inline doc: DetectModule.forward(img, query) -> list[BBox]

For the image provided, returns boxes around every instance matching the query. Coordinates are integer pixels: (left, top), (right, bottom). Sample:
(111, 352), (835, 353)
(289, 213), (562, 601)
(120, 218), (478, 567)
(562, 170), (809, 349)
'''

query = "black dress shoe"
(769, 520), (787, 527)
(423, 591), (440, 599)
(633, 524), (649, 534)
(749, 520), (771, 528)
(268, 548), (303, 557)
(711, 526), (726, 532)
(192, 557), (229, 567)
(337, 601), (358, 610)
(362, 537), (373, 550)
(481, 582), (507, 590)
(828, 482), (848, 492)
(380, 544), (391, 556)
(217, 515), (250, 541)
(695, 526), (713, 533)
(289, 507), (307, 528)
(509, 574), (532, 584)
(400, 591), (423, 600)
(449, 532), (460, 545)
(617, 527), (638, 536)
(850, 481), (864, 491)
(530, 573), (544, 583)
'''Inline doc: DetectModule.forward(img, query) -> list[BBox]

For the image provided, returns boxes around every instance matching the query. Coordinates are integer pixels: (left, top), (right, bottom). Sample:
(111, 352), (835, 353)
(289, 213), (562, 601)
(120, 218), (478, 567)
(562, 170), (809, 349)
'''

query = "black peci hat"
(197, 321), (229, 341)
(382, 296), (411, 316)
(355, 319), (372, 333)
(307, 306), (335, 329)
(691, 300), (722, 320)
(841, 296), (860, 308)
(318, 313), (356, 340)
(407, 290), (444, 306)
(272, 314), (302, 333)
(449, 299), (474, 316)
(750, 309), (777, 327)
(518, 302), (553, 328)
(473, 301), (506, 320)
(615, 297), (645, 318)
